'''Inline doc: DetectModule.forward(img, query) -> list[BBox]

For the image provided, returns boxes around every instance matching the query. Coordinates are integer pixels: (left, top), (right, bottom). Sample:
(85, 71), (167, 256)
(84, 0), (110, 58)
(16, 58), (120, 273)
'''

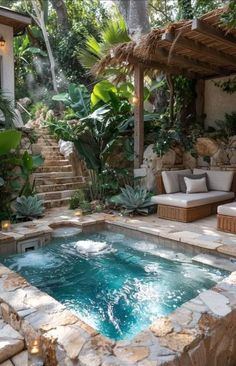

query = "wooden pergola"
(94, 7), (236, 168)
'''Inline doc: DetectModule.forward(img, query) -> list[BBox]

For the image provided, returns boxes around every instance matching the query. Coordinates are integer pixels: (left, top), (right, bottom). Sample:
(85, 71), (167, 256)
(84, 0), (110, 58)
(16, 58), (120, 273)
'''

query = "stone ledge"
(0, 262), (236, 365)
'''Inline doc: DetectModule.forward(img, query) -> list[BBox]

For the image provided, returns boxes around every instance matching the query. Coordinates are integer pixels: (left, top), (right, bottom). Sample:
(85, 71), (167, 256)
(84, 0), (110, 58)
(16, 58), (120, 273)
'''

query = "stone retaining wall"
(1, 222), (236, 365)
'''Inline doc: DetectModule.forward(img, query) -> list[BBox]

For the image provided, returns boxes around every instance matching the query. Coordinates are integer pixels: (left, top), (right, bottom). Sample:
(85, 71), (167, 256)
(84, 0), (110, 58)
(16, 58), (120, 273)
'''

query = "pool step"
(0, 319), (24, 363)
(192, 253), (236, 272)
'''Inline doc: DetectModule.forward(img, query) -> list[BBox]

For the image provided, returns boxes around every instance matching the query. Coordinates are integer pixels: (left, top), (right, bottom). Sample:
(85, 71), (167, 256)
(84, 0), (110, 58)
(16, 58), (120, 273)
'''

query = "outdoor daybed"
(151, 169), (236, 223)
(217, 202), (236, 234)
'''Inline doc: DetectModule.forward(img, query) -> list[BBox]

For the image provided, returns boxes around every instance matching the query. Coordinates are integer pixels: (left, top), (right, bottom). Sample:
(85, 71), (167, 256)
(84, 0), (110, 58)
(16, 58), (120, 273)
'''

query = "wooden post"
(196, 79), (205, 125)
(134, 64), (144, 169)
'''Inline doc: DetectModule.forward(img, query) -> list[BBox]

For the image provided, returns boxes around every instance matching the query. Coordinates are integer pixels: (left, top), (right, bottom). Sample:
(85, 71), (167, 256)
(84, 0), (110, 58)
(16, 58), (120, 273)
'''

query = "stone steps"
(37, 181), (85, 193)
(0, 319), (25, 364)
(42, 152), (64, 159)
(35, 175), (85, 186)
(34, 171), (74, 178)
(43, 159), (70, 166)
(44, 197), (71, 209)
(41, 146), (61, 153)
(38, 189), (77, 201)
(32, 127), (86, 209)
(36, 165), (73, 173)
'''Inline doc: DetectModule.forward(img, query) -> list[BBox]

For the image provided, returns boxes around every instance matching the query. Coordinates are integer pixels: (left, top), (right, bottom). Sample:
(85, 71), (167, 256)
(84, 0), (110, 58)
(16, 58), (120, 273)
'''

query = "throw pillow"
(184, 177), (208, 194)
(178, 173), (209, 193)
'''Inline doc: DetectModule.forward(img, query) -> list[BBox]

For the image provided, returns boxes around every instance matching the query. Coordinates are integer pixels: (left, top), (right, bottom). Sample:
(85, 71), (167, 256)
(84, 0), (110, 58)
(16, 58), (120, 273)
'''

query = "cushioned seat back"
(193, 169), (234, 192)
(161, 169), (192, 194)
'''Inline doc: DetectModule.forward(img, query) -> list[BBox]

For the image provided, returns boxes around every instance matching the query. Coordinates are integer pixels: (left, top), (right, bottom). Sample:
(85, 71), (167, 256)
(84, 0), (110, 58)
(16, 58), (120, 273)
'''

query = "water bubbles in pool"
(144, 263), (160, 273)
(9, 252), (59, 271)
(74, 240), (115, 255)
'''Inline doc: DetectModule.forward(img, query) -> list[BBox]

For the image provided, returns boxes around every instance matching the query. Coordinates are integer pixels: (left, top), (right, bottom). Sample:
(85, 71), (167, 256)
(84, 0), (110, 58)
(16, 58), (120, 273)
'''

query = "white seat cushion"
(151, 191), (234, 208)
(218, 202), (236, 216)
(193, 169), (234, 192)
(162, 169), (191, 194)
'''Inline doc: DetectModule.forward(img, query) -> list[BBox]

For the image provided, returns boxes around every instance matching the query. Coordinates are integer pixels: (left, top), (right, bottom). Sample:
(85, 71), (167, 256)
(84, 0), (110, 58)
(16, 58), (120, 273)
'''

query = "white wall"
(204, 76), (236, 129)
(0, 24), (14, 101)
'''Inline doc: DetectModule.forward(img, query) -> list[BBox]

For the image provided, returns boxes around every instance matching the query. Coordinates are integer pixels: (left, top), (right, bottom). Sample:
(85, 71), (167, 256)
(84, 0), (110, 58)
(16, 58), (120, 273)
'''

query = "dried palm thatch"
(93, 5), (236, 80)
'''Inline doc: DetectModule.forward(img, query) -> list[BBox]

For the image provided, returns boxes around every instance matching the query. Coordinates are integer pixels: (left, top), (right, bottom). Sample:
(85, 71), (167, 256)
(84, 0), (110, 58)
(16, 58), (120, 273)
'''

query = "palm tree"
(78, 15), (130, 78)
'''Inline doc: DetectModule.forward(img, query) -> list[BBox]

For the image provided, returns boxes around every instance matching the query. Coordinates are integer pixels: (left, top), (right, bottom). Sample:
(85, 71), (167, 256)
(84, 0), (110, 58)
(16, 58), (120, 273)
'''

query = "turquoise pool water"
(0, 230), (227, 340)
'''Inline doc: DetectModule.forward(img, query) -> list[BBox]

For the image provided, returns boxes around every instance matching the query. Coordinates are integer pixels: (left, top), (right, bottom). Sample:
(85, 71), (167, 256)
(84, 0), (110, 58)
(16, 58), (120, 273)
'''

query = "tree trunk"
(50, 0), (69, 31)
(31, 0), (58, 93)
(113, 0), (150, 41)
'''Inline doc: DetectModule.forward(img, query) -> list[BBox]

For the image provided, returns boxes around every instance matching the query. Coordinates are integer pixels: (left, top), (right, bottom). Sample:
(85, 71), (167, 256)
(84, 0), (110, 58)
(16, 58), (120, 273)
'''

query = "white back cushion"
(193, 169), (234, 192)
(162, 169), (191, 194)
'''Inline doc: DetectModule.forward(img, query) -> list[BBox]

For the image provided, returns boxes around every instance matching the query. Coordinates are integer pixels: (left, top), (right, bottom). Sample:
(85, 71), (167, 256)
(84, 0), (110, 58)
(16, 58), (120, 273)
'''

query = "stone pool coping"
(1, 214), (236, 365)
(1, 213), (236, 258)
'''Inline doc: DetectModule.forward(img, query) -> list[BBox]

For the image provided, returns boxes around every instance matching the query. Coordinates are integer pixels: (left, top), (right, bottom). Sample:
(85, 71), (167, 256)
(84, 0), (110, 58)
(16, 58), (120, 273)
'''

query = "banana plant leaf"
(118, 113), (161, 132)
(0, 130), (22, 155)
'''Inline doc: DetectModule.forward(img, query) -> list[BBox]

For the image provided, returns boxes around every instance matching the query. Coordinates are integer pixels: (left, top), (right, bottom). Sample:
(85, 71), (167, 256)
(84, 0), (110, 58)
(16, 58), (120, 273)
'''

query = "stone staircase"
(33, 128), (87, 209)
(0, 316), (28, 366)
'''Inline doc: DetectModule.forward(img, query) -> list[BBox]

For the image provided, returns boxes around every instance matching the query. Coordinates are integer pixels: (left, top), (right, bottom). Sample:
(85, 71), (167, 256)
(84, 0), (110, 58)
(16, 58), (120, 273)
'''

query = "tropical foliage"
(0, 129), (44, 220)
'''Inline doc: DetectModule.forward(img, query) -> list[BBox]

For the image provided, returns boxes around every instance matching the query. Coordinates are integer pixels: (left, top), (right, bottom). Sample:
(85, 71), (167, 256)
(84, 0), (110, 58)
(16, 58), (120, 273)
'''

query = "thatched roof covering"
(94, 6), (236, 79)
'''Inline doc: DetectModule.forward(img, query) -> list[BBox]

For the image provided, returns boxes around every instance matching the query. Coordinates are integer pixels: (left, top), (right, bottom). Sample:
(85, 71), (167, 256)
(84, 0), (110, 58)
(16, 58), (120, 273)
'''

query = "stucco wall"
(204, 76), (236, 129)
(0, 24), (14, 101)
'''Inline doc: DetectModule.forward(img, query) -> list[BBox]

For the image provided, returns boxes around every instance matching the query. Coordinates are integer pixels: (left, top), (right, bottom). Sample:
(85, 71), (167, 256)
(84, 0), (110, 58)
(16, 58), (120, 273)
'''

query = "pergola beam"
(134, 64), (144, 169)
(192, 19), (236, 49)
(130, 56), (200, 79)
(162, 31), (236, 69)
(153, 46), (224, 76)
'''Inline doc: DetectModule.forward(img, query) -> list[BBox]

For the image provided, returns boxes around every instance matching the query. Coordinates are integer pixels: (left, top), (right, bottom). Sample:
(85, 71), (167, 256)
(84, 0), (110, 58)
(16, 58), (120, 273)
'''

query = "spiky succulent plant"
(15, 195), (45, 220)
(111, 185), (153, 215)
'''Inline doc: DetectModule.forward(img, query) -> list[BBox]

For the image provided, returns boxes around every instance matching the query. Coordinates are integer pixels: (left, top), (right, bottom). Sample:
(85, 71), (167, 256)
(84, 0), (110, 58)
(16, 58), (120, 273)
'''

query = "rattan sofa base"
(217, 214), (236, 233)
(158, 199), (233, 223)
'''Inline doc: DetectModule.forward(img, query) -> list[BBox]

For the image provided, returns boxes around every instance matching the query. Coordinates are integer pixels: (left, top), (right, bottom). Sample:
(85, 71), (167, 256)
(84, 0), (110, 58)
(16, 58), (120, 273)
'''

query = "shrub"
(69, 190), (86, 209)
(15, 195), (44, 220)
(110, 185), (154, 215)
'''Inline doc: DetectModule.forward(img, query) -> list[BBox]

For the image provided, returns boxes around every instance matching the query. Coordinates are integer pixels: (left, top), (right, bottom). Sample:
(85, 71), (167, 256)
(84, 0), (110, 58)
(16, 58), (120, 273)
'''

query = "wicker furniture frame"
(156, 173), (236, 223)
(217, 214), (236, 234)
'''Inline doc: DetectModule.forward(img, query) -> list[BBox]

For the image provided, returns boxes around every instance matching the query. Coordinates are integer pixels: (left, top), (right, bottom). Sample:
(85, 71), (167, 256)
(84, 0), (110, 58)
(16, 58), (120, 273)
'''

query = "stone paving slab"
(0, 321), (24, 363)
(11, 350), (28, 366)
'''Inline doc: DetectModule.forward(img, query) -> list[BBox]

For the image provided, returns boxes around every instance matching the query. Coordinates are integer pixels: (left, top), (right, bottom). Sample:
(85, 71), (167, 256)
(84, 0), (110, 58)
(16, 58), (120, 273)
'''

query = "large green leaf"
(91, 81), (117, 107)
(0, 130), (22, 155)
(22, 151), (33, 171)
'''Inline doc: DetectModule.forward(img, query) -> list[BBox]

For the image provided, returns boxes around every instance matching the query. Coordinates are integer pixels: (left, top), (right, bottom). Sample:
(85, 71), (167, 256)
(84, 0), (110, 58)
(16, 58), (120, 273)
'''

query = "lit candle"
(1, 220), (10, 232)
(74, 209), (83, 218)
(28, 339), (44, 366)
(30, 340), (40, 355)
(131, 95), (139, 105)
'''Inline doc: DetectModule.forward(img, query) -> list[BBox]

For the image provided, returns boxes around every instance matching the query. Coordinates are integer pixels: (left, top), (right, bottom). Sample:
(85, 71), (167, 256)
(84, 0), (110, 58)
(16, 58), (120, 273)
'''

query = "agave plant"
(15, 195), (45, 220)
(111, 185), (153, 215)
